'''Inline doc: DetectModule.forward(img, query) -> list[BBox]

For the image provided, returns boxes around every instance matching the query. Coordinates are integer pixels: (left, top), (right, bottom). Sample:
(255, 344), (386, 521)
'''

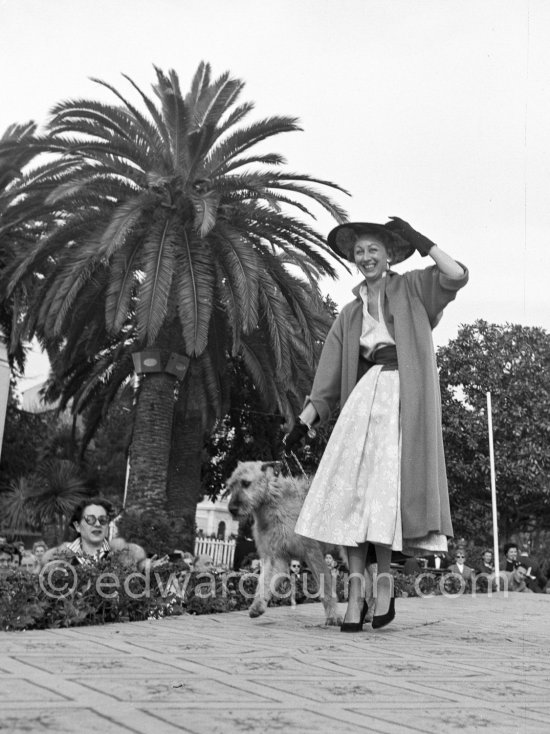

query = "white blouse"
(358, 281), (395, 360)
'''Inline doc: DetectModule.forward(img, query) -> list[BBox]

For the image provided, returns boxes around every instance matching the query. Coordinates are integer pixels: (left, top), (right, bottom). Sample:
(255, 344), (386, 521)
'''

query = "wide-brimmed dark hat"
(327, 222), (415, 265)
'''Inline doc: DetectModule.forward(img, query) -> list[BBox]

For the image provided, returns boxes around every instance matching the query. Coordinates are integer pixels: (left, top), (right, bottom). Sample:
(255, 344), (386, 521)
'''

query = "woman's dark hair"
(70, 497), (114, 525)
(503, 542), (518, 556)
(0, 543), (15, 559)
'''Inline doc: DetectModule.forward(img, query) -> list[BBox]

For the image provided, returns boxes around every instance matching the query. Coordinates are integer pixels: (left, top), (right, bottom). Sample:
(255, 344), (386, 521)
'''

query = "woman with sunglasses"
(285, 217), (468, 631)
(40, 497), (166, 570)
(448, 550), (475, 581)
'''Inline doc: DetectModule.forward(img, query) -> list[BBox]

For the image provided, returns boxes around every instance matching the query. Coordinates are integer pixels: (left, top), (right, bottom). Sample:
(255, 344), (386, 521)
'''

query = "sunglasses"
(455, 555), (465, 559)
(82, 515), (110, 526)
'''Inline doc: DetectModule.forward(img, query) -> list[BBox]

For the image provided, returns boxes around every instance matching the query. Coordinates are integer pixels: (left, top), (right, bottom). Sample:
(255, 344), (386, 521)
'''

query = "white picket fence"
(194, 537), (236, 568)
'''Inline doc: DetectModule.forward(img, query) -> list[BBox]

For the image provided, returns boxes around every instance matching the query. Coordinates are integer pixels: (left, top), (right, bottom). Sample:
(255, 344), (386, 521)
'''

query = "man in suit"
(518, 547), (544, 592)
(448, 550), (475, 581)
(424, 551), (450, 571)
(506, 562), (533, 593)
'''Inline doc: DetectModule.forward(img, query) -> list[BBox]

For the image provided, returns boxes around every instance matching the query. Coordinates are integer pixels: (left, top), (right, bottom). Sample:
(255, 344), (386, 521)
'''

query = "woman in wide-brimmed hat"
(284, 216), (468, 631)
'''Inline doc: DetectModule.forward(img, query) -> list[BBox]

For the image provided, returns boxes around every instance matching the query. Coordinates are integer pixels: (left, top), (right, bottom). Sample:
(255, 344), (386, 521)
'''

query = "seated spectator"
(518, 546), (544, 592)
(424, 552), (450, 570)
(239, 553), (260, 572)
(193, 553), (214, 573)
(506, 562), (533, 593)
(6, 545), (21, 569)
(32, 540), (48, 562)
(476, 549), (494, 576)
(324, 552), (340, 577)
(41, 497), (166, 572)
(289, 559), (302, 608)
(503, 542), (519, 572)
(448, 551), (475, 580)
(20, 551), (40, 574)
(0, 544), (15, 576)
(182, 551), (195, 566)
(167, 549), (194, 569)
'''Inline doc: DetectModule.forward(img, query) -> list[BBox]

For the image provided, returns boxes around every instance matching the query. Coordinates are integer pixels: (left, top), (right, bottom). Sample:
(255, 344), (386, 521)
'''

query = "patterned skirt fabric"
(294, 366), (447, 553)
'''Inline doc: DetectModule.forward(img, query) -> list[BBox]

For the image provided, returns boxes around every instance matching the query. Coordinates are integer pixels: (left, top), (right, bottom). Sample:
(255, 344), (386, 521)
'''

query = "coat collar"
(351, 270), (396, 300)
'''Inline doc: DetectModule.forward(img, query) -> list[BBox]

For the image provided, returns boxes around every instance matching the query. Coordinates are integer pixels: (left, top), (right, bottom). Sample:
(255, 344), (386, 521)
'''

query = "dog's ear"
(260, 461), (281, 477)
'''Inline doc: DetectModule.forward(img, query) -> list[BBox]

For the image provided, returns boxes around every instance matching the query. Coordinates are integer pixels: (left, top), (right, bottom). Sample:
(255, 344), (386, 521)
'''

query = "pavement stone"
(0, 593), (549, 733)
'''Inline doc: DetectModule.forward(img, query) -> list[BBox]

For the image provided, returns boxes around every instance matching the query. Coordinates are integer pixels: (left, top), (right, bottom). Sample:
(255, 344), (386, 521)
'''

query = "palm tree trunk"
(166, 403), (204, 551)
(126, 372), (177, 514)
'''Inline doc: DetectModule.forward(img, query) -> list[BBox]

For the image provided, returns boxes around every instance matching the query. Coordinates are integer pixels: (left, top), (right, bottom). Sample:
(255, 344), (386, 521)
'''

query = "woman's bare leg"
(344, 542), (368, 623)
(373, 545), (393, 615)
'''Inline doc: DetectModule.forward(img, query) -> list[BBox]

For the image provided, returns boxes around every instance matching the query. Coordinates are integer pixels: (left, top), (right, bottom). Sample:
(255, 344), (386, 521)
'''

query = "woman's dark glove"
(386, 216), (436, 257)
(282, 420), (309, 454)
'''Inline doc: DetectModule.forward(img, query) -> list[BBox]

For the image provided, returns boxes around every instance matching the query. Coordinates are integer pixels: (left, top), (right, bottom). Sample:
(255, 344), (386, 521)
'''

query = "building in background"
(195, 496), (239, 539)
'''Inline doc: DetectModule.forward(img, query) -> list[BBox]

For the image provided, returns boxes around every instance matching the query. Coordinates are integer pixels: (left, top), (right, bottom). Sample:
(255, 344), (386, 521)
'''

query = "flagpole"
(487, 391), (500, 577)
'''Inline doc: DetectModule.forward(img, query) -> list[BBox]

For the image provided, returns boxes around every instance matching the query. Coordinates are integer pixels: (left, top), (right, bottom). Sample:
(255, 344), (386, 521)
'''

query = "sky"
(2, 0), (549, 388)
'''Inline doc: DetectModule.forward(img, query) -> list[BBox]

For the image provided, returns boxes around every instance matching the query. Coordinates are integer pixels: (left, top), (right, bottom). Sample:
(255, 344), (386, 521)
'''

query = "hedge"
(1, 560), (491, 632)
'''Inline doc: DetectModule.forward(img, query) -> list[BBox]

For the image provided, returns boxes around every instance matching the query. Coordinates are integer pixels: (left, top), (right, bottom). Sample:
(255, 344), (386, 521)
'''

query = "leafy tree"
(202, 294), (340, 498)
(0, 391), (124, 541)
(0, 398), (51, 490)
(83, 392), (133, 502)
(438, 320), (550, 543)
(2, 63), (346, 538)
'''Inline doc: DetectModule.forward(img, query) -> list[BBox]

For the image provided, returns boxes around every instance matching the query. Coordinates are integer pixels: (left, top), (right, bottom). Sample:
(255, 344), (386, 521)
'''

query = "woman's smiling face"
(353, 235), (388, 282)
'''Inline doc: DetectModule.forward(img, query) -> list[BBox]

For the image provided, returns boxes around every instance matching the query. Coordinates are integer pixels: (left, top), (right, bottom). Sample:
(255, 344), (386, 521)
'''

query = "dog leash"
(281, 451), (309, 481)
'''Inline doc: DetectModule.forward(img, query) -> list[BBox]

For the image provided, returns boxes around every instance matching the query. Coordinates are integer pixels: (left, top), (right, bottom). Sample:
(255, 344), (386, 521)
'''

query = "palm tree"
(1, 461), (89, 545)
(2, 62), (348, 532)
(0, 121), (44, 372)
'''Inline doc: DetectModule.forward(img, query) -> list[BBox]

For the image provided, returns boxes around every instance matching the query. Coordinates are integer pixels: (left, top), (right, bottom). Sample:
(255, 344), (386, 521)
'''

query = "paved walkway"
(0, 593), (549, 734)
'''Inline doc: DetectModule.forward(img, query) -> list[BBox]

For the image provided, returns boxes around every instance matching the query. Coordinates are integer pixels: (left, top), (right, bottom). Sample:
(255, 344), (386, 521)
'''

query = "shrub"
(0, 557), (183, 631)
(0, 561), (331, 631)
(1, 562), (493, 632)
(115, 510), (183, 556)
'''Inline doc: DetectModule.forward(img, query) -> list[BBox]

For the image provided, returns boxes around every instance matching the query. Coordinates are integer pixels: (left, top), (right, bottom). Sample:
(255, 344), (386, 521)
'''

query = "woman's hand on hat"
(386, 217), (436, 257)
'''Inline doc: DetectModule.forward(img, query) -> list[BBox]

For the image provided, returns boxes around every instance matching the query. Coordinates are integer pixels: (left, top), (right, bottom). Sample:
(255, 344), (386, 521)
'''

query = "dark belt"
(358, 345), (398, 380)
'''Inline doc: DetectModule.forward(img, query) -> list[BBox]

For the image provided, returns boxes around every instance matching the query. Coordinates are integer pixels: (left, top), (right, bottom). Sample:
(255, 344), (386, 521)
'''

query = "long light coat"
(307, 264), (468, 540)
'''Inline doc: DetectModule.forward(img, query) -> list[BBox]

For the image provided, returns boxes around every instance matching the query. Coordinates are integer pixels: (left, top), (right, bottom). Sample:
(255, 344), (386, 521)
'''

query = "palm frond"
(207, 116), (302, 175)
(211, 226), (259, 333)
(153, 68), (191, 174)
(32, 459), (88, 525)
(174, 230), (215, 355)
(105, 238), (142, 333)
(136, 216), (177, 344)
(0, 477), (39, 529)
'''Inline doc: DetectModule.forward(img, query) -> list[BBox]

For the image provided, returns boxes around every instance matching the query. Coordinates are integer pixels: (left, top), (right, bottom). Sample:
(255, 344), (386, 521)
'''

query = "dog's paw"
(324, 614), (342, 626)
(249, 600), (267, 618)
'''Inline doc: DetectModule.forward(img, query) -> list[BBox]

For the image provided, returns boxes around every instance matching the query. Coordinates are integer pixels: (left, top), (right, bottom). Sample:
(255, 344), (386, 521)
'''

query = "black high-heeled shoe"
(340, 600), (369, 633)
(372, 597), (395, 629)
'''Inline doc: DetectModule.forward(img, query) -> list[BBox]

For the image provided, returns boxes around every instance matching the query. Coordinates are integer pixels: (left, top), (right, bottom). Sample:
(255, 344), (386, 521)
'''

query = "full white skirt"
(295, 366), (447, 553)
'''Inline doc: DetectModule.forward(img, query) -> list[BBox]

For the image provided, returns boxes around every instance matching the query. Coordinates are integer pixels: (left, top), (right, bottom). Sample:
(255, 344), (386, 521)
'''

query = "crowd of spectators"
(3, 512), (550, 603)
(396, 542), (550, 594)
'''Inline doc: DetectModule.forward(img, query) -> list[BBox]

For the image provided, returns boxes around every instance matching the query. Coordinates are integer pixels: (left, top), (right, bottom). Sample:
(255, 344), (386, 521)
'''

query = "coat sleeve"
(404, 263), (469, 327)
(304, 315), (345, 424)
